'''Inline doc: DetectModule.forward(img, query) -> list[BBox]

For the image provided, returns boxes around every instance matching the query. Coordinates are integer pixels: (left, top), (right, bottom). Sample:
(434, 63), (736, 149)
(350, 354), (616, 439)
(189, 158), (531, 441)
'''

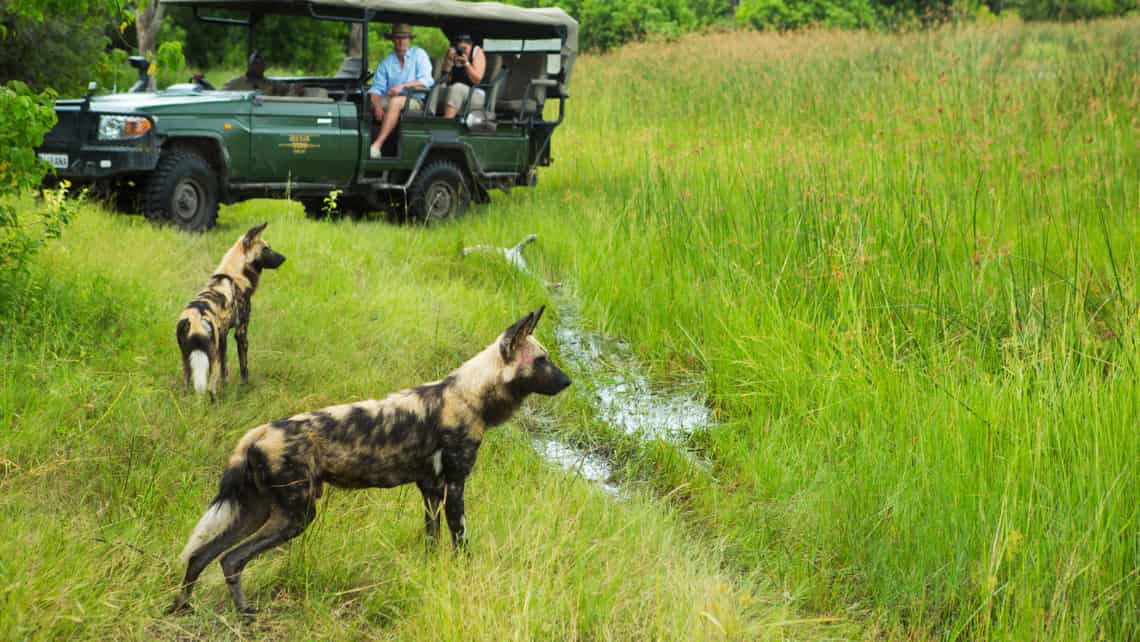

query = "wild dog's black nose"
(552, 371), (571, 394)
(264, 251), (286, 269)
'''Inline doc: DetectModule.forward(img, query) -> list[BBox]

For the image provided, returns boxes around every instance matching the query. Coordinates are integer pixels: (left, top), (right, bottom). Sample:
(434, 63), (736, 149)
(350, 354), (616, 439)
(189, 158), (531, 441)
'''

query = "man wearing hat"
(368, 22), (434, 159)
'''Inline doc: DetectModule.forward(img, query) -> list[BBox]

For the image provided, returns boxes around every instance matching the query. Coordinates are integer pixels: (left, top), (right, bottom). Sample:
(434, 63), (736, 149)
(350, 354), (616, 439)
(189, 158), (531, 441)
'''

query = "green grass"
(3, 17), (1138, 640)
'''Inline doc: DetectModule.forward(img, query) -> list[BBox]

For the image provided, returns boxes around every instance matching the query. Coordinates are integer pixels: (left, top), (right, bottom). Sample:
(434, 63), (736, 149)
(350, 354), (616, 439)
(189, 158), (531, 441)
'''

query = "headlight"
(97, 115), (152, 140)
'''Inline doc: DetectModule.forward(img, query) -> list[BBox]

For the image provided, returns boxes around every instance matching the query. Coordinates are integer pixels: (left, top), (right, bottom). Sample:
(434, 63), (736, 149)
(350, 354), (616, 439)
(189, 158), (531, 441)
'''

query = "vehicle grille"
(41, 108), (89, 148)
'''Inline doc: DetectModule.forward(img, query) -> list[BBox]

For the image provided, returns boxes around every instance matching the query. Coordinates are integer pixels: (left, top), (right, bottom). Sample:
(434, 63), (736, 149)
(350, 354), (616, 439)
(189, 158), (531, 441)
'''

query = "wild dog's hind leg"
(218, 333), (229, 384)
(168, 498), (271, 614)
(180, 349), (192, 388)
(219, 489), (316, 614)
(207, 344), (223, 401)
(417, 478), (444, 544)
(235, 322), (250, 384)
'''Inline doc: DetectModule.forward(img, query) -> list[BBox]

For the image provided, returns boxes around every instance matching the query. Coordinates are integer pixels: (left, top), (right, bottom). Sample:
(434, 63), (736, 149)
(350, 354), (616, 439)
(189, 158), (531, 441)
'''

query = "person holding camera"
(439, 34), (486, 119)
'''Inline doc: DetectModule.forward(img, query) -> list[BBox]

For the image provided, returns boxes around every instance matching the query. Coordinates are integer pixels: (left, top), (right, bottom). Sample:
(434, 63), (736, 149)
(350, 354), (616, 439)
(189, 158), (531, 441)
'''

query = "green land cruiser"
(35, 0), (577, 229)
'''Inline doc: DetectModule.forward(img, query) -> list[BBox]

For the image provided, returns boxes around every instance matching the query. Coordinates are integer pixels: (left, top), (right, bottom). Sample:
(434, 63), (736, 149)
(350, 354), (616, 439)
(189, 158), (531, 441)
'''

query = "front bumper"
(38, 145), (161, 180)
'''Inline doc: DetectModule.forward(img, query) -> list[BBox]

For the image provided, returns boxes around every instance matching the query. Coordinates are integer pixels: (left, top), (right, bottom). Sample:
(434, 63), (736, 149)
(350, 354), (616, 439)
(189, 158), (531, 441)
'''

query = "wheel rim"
(172, 178), (204, 222)
(424, 180), (457, 219)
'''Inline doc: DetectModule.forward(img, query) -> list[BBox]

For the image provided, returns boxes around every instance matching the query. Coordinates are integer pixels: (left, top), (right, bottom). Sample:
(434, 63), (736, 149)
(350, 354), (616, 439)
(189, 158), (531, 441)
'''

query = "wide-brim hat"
(386, 23), (415, 39)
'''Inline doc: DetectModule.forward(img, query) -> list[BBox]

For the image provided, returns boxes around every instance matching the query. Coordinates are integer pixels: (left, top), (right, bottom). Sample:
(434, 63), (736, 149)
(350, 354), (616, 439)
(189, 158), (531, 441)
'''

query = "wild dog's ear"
(521, 305), (545, 339)
(500, 309), (536, 362)
(242, 222), (268, 249)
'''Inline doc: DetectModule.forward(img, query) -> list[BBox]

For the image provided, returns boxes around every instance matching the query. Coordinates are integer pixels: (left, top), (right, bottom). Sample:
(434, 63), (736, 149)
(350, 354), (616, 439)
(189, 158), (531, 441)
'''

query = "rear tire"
(143, 150), (219, 231)
(407, 161), (470, 223)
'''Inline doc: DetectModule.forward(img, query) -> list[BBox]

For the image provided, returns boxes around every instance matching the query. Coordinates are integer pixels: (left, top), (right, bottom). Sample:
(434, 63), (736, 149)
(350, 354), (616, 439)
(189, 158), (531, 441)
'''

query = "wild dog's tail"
(177, 313), (213, 394)
(189, 351), (209, 393)
(178, 425), (269, 564)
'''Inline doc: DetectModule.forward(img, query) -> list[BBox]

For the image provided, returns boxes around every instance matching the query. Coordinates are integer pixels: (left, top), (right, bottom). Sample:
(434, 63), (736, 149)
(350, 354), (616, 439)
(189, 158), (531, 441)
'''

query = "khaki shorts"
(445, 84), (485, 111)
(376, 93), (424, 112)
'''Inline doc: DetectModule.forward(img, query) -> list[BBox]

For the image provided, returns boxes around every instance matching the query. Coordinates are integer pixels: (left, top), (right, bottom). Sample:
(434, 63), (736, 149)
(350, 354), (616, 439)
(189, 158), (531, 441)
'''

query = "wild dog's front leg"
(443, 481), (467, 548)
(235, 323), (250, 383)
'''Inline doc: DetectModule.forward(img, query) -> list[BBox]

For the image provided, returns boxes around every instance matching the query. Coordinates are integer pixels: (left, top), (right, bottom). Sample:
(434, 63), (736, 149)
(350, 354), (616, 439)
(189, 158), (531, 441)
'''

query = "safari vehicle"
(35, 0), (577, 230)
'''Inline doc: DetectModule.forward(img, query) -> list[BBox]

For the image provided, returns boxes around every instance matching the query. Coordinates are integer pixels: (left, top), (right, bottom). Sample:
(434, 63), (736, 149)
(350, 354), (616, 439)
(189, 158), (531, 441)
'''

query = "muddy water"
(552, 295), (711, 443)
(465, 236), (712, 493)
(532, 436), (621, 496)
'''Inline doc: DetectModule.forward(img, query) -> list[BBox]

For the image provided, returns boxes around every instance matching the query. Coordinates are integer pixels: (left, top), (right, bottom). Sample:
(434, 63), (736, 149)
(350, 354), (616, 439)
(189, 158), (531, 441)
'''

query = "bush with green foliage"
(0, 82), (77, 280)
(0, 7), (113, 96)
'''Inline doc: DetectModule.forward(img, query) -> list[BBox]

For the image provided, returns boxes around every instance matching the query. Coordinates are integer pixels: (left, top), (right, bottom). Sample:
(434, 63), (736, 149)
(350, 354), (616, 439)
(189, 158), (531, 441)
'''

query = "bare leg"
(371, 95), (406, 156)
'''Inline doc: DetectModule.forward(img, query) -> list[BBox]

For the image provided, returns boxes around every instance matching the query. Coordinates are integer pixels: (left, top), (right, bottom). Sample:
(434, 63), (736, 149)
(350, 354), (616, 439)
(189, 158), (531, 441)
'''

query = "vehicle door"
(248, 96), (356, 182)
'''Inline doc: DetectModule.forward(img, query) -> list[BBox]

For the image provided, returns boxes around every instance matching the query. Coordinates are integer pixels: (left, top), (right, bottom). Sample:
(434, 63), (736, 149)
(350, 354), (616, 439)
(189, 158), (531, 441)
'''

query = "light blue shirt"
(368, 47), (434, 96)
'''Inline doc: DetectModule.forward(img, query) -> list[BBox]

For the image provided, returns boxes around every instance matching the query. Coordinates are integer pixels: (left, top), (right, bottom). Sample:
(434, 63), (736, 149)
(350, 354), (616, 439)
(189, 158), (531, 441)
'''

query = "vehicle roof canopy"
(162, 0), (577, 55)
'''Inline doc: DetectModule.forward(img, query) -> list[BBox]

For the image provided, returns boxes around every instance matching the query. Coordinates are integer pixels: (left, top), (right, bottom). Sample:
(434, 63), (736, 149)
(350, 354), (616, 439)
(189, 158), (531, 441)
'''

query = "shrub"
(0, 82), (79, 280)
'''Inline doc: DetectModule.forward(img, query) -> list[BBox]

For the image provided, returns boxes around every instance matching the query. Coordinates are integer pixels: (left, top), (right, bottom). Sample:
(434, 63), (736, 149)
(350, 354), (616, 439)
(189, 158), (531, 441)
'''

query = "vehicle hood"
(56, 87), (252, 113)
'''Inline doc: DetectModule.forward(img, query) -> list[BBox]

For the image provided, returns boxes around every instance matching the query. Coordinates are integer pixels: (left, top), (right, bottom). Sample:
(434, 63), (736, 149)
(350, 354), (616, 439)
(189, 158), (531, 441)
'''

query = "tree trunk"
(136, 0), (165, 91)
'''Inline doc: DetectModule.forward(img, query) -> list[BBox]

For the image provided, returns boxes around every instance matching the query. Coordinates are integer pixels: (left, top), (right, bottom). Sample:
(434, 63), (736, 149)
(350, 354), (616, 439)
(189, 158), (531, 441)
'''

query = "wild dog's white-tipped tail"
(189, 350), (209, 393)
(179, 499), (238, 564)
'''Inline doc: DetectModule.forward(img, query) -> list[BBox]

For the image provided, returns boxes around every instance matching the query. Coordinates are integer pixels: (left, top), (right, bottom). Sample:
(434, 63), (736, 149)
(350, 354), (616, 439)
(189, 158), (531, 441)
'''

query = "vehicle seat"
(424, 56), (446, 115)
(335, 56), (362, 79)
(480, 53), (509, 116)
(303, 87), (329, 99)
(497, 53), (549, 120)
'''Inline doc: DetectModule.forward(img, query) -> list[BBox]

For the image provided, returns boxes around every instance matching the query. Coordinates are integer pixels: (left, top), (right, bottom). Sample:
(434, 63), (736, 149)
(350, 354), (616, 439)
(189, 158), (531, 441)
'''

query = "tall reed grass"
(478, 19), (1136, 639)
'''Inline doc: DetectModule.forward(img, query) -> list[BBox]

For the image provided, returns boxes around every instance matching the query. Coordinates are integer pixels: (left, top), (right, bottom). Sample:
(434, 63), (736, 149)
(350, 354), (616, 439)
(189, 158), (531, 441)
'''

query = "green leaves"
(0, 81), (78, 277)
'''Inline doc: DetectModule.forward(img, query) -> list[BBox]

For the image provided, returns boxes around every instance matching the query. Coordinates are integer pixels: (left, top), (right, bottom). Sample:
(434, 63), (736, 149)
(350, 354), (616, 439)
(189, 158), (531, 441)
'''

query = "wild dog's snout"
(261, 248), (286, 269)
(538, 360), (571, 395)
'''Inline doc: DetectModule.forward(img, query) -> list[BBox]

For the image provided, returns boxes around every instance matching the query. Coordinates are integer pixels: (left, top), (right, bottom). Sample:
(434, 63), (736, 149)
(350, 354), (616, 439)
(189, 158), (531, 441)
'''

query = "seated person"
(368, 23), (433, 159)
(439, 34), (486, 119)
(222, 52), (290, 95)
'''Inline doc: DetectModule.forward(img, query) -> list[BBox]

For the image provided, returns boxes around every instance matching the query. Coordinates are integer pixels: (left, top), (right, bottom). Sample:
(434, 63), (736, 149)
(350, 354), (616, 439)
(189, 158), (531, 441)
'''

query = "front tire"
(143, 150), (219, 231)
(408, 161), (470, 222)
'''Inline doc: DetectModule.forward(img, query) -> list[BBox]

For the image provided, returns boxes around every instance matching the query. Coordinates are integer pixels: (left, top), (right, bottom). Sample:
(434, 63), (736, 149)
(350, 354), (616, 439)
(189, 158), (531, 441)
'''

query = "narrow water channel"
(465, 236), (713, 494)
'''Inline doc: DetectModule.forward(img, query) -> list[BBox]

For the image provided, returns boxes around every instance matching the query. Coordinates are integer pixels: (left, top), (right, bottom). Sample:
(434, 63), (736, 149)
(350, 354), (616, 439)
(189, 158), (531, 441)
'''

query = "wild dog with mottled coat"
(169, 306), (570, 615)
(176, 222), (285, 400)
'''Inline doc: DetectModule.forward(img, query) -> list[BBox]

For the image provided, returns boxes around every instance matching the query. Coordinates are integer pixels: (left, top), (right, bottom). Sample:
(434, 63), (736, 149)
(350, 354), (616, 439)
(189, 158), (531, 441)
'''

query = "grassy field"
(3, 18), (1138, 640)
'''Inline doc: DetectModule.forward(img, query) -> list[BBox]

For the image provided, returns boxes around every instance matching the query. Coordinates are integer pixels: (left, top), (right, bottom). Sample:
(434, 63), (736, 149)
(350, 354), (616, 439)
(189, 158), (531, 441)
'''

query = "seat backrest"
(425, 83), (444, 115)
(483, 52), (503, 86)
(432, 56), (446, 84)
(498, 53), (549, 116)
(335, 56), (362, 79)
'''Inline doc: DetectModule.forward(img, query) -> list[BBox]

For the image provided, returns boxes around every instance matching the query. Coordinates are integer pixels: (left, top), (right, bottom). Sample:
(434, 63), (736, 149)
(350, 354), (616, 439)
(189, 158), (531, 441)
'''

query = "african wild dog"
(176, 222), (285, 400)
(168, 306), (570, 615)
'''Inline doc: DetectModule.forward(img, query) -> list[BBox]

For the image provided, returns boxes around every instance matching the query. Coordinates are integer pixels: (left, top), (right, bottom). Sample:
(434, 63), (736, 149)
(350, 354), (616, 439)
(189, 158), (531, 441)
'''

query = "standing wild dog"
(176, 222), (285, 400)
(169, 306), (570, 615)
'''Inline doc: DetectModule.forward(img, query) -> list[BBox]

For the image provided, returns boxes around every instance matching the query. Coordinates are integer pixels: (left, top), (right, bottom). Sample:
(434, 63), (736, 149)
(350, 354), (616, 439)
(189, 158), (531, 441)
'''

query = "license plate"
(38, 153), (69, 169)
